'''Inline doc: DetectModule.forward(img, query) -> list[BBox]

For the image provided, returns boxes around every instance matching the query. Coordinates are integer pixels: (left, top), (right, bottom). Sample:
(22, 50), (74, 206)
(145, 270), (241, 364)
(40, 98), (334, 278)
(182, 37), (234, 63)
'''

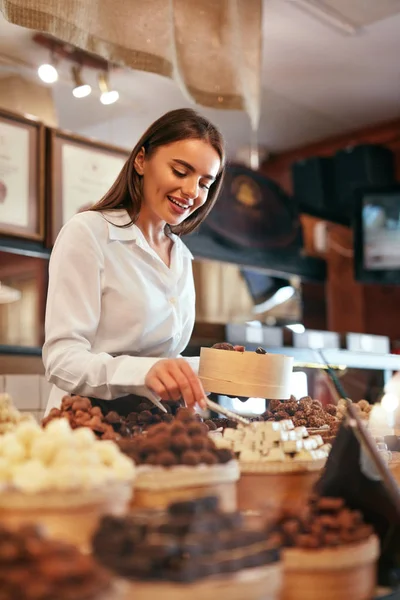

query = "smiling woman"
(42, 109), (226, 417)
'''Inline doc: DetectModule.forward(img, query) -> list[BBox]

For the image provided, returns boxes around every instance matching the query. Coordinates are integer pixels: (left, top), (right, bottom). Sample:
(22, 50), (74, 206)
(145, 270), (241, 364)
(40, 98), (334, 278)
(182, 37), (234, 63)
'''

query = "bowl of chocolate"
(120, 408), (239, 512)
(262, 396), (340, 444)
(215, 420), (330, 523)
(92, 495), (282, 600)
(42, 395), (180, 440)
(276, 495), (379, 600)
(0, 419), (135, 550)
(0, 523), (120, 600)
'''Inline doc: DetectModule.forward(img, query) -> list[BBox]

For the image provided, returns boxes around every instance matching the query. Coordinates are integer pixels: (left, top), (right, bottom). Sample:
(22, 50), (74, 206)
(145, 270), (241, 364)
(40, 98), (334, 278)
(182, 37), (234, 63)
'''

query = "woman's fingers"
(145, 359), (206, 409)
(170, 360), (207, 409)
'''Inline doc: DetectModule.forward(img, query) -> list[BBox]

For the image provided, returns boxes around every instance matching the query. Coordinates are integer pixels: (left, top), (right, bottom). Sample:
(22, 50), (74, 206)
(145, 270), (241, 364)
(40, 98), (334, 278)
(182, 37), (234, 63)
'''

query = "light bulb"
(100, 90), (119, 105)
(73, 84), (91, 98)
(38, 63), (58, 84)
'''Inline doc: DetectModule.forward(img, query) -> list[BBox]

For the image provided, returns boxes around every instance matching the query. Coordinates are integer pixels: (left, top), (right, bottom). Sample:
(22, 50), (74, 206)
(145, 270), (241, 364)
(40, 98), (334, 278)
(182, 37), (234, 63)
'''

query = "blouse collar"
(102, 210), (194, 259)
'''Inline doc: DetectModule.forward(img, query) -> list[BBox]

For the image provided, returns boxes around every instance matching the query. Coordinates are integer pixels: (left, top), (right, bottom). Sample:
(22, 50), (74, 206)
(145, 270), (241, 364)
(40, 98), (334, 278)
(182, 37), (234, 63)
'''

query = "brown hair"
(90, 108), (226, 235)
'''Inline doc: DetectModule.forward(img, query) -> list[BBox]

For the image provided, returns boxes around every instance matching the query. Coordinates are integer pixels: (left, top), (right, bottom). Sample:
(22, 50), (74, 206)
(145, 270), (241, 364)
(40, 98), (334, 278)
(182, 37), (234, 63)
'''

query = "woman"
(43, 108), (225, 416)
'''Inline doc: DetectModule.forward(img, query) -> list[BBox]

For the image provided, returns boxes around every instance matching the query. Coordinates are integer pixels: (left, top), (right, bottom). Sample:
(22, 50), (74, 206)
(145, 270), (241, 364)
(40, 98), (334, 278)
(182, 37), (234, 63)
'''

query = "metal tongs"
(205, 397), (252, 426)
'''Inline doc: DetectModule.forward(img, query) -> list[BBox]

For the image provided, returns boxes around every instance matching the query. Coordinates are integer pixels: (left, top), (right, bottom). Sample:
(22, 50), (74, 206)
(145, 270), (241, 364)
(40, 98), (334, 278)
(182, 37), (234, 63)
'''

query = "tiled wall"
(0, 375), (51, 422)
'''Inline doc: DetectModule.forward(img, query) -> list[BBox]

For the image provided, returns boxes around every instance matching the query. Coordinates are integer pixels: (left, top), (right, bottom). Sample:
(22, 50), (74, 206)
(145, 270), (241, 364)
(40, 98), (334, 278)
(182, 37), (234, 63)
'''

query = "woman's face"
(135, 138), (221, 227)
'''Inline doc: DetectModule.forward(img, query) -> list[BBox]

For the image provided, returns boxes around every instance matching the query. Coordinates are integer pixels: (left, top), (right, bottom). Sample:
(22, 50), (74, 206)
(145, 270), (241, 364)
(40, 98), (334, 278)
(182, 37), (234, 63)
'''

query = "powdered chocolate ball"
(191, 436), (206, 451)
(145, 453), (159, 466)
(199, 451), (218, 465)
(212, 342), (234, 351)
(105, 411), (121, 424)
(147, 423), (170, 438)
(187, 423), (205, 437)
(176, 408), (195, 423)
(152, 433), (172, 451)
(162, 414), (174, 424)
(138, 410), (153, 424)
(171, 423), (186, 436)
(170, 434), (192, 453)
(215, 448), (234, 464)
(204, 420), (217, 431)
(181, 450), (201, 466)
(157, 451), (178, 467)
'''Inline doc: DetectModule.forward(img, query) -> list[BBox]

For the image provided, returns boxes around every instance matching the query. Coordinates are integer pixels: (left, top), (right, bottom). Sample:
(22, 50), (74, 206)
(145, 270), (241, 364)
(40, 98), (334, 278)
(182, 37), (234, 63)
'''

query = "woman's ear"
(134, 147), (145, 175)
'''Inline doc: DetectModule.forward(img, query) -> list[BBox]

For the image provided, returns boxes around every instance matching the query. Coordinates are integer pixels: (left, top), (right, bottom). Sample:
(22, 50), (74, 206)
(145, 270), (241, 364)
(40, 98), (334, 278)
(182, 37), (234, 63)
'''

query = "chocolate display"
(0, 523), (112, 600)
(0, 393), (35, 434)
(118, 408), (235, 466)
(42, 395), (180, 440)
(214, 420), (331, 464)
(276, 495), (374, 549)
(93, 496), (281, 582)
(0, 418), (135, 492)
(262, 396), (340, 435)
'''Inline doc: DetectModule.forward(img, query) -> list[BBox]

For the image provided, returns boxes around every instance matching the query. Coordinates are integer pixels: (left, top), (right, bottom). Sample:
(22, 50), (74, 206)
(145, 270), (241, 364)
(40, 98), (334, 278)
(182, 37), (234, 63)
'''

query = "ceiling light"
(98, 72), (119, 105)
(38, 62), (58, 84)
(72, 65), (91, 98)
(285, 0), (361, 36)
(0, 282), (21, 304)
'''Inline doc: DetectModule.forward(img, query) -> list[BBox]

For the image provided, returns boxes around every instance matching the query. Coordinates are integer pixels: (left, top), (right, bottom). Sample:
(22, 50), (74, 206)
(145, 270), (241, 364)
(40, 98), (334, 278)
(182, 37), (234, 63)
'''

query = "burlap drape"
(0, 0), (262, 128)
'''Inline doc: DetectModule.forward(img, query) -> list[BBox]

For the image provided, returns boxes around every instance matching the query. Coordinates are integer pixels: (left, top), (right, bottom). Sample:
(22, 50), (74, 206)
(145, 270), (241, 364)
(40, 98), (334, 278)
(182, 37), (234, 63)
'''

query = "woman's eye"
(200, 183), (210, 190)
(172, 168), (186, 178)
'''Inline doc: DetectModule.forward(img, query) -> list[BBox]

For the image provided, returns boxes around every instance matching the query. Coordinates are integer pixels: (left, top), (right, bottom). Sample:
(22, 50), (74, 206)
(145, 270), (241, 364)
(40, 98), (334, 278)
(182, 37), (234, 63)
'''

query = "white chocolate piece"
(282, 440), (303, 454)
(12, 460), (50, 493)
(0, 436), (26, 464)
(264, 447), (286, 462)
(14, 421), (42, 450)
(240, 449), (262, 462)
(43, 418), (73, 441)
(111, 455), (136, 480)
(30, 436), (60, 465)
(72, 426), (97, 449)
(93, 440), (122, 466)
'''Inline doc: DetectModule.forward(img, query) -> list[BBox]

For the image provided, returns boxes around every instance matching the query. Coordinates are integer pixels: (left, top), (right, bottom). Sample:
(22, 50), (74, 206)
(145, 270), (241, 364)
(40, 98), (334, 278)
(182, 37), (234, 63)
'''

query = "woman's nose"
(181, 178), (199, 200)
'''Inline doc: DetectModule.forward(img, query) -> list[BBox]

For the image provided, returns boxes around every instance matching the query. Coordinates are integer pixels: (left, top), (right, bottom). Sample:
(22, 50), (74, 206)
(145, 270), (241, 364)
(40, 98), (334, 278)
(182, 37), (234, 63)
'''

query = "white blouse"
(43, 209), (198, 413)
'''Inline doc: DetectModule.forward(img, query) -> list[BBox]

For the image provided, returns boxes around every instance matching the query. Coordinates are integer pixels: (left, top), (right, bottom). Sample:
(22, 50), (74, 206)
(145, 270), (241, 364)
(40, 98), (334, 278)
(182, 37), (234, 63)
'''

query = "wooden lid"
(199, 348), (293, 399)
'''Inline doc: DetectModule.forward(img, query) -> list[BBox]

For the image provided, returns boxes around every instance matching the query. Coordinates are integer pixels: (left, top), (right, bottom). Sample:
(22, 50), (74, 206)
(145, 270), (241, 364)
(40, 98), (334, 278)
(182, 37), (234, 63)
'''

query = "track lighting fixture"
(38, 57), (58, 84)
(98, 72), (119, 105)
(72, 65), (91, 98)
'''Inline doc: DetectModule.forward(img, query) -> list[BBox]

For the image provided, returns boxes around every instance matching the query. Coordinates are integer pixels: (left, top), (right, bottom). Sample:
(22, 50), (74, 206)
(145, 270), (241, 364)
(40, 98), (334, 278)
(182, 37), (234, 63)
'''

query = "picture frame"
(47, 129), (130, 245)
(0, 109), (45, 240)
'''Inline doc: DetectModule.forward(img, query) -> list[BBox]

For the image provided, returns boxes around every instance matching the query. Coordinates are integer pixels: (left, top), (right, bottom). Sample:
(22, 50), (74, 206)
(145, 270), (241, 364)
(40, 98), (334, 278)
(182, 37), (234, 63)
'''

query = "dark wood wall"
(261, 119), (400, 340)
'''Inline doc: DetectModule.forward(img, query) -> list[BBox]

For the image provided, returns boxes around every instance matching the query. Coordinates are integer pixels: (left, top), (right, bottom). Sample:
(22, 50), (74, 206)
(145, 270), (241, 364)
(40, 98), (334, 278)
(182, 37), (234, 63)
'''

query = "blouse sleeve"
(42, 216), (161, 400)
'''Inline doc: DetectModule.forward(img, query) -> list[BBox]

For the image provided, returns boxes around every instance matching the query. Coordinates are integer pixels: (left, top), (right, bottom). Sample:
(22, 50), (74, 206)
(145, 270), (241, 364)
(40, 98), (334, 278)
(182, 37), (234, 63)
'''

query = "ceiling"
(1, 0), (400, 158)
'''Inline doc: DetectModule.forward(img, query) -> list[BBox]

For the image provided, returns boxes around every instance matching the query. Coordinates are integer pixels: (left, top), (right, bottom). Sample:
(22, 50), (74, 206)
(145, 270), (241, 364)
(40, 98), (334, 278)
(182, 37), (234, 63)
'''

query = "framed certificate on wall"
(0, 110), (45, 240)
(48, 130), (130, 244)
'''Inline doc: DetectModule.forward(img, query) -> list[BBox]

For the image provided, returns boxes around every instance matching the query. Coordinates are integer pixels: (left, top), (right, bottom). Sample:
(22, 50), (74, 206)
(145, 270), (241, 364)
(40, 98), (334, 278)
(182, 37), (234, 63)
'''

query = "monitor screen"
(354, 185), (400, 283)
(362, 193), (400, 270)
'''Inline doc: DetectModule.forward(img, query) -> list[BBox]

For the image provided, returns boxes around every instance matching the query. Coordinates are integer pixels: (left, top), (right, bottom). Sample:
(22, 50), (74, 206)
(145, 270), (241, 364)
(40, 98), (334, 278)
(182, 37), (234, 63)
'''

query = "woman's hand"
(145, 358), (207, 409)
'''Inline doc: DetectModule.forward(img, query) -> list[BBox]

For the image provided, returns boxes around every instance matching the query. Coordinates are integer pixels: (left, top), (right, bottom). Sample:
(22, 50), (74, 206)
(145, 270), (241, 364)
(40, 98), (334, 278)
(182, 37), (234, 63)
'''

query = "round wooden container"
(237, 460), (325, 525)
(122, 563), (282, 600)
(199, 348), (293, 399)
(0, 482), (132, 551)
(131, 462), (239, 512)
(282, 535), (379, 600)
